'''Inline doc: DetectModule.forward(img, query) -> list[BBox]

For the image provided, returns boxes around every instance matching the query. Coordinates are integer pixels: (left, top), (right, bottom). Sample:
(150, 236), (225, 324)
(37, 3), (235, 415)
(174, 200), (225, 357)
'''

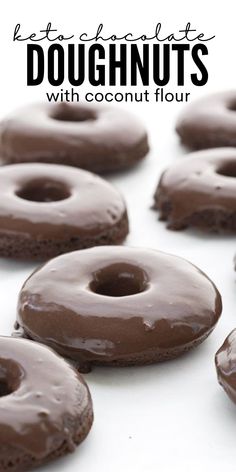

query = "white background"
(1, 1), (236, 471)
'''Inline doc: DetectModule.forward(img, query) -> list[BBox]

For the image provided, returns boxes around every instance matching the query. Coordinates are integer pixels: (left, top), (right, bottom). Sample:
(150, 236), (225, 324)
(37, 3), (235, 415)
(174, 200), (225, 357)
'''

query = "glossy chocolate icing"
(176, 90), (236, 149)
(215, 330), (236, 404)
(0, 162), (128, 241)
(16, 246), (222, 370)
(154, 148), (236, 230)
(0, 102), (149, 172)
(0, 336), (93, 459)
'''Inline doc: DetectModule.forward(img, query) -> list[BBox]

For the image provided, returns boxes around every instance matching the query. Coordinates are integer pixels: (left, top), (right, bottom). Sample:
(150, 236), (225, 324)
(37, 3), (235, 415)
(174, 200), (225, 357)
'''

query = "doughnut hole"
(217, 162), (236, 178)
(16, 179), (71, 203)
(0, 359), (22, 397)
(90, 263), (149, 297)
(51, 104), (96, 122)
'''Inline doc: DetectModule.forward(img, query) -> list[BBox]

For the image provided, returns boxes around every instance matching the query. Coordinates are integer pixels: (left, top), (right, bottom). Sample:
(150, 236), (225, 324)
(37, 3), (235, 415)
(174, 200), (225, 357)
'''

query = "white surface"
(1, 1), (236, 471)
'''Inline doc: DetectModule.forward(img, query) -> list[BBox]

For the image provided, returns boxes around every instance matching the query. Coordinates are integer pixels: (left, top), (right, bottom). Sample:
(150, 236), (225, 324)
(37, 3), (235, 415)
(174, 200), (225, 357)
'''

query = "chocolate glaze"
(16, 246), (222, 371)
(0, 163), (128, 258)
(176, 90), (236, 149)
(0, 102), (149, 172)
(215, 330), (236, 404)
(0, 336), (93, 461)
(154, 148), (236, 231)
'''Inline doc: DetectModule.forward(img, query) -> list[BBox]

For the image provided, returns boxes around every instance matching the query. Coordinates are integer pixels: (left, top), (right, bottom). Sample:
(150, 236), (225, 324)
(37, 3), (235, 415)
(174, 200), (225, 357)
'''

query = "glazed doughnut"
(215, 330), (236, 404)
(0, 102), (149, 172)
(0, 336), (93, 471)
(154, 148), (236, 232)
(16, 246), (222, 372)
(176, 91), (236, 149)
(0, 163), (128, 260)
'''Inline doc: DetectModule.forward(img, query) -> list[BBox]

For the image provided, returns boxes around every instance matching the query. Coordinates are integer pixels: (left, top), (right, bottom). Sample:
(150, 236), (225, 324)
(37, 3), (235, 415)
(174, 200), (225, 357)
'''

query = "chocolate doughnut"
(0, 162), (128, 260)
(176, 91), (236, 149)
(0, 336), (93, 471)
(215, 330), (236, 404)
(154, 148), (236, 232)
(16, 246), (222, 372)
(0, 102), (149, 172)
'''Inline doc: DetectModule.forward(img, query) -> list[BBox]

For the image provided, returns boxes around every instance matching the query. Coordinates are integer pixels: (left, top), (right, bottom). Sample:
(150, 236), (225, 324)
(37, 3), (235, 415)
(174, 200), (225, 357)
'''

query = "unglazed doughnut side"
(0, 336), (93, 471)
(16, 246), (222, 371)
(154, 148), (236, 232)
(0, 102), (149, 172)
(215, 330), (236, 405)
(0, 213), (128, 261)
(0, 163), (129, 260)
(176, 91), (236, 149)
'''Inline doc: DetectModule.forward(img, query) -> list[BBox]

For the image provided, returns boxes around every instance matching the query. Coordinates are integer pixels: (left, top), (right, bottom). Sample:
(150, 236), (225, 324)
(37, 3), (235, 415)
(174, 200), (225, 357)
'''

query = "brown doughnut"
(154, 148), (236, 232)
(16, 246), (222, 372)
(215, 330), (236, 404)
(0, 163), (128, 260)
(0, 336), (93, 471)
(176, 91), (236, 150)
(0, 102), (149, 172)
